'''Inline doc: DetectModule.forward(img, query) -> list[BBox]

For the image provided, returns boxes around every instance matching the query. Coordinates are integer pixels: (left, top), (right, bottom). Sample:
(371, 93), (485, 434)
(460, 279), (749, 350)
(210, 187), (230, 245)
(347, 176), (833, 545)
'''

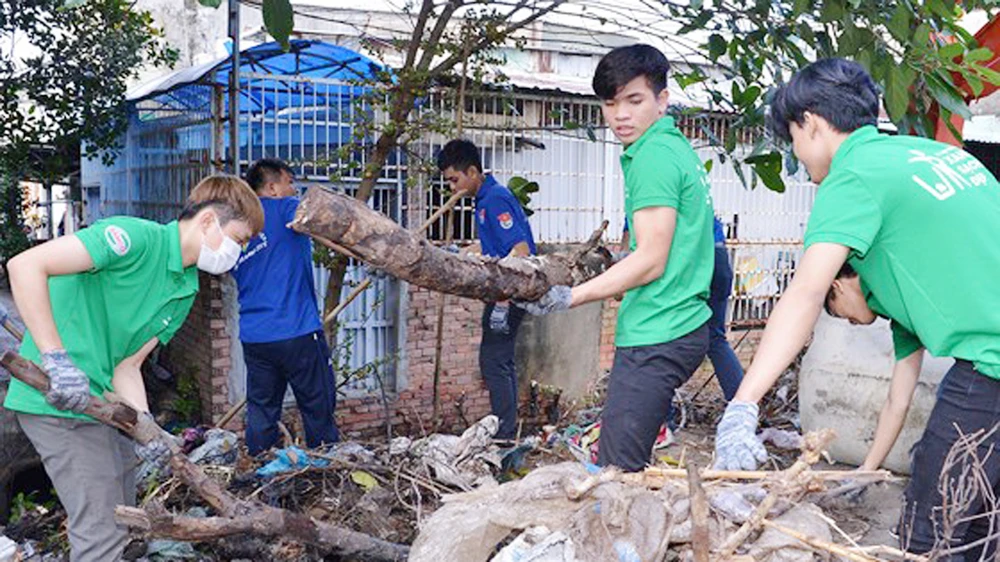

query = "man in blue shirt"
(437, 140), (537, 439)
(232, 158), (339, 455)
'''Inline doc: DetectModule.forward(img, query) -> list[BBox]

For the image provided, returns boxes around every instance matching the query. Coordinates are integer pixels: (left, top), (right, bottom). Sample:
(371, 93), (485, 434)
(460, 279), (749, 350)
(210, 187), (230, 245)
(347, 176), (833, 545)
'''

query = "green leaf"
(886, 4), (911, 42)
(679, 10), (713, 35)
(966, 47), (994, 63)
(263, 0), (294, 51)
(198, 0), (223, 8)
(938, 42), (964, 61)
(708, 34), (728, 61)
(819, 0), (845, 23)
(792, 0), (812, 16)
(745, 152), (785, 193)
(704, 159), (714, 174)
(925, 73), (972, 120)
(966, 74), (984, 98)
(885, 65), (914, 122)
(351, 471), (379, 491)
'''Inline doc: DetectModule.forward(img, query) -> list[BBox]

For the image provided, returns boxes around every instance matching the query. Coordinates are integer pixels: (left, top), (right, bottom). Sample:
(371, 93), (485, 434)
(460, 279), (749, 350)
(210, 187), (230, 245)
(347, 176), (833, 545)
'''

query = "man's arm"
(860, 349), (923, 470)
(733, 242), (851, 402)
(111, 338), (160, 412)
(570, 206), (676, 308)
(7, 236), (95, 353)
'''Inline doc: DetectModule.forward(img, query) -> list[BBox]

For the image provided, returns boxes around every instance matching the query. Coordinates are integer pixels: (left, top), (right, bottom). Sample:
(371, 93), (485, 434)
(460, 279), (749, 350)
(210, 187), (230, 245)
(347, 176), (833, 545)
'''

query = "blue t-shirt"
(474, 174), (537, 258)
(231, 197), (322, 343)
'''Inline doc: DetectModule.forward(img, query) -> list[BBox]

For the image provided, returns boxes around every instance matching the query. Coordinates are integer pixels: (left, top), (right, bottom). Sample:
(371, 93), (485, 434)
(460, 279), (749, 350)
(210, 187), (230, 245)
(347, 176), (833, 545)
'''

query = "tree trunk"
(0, 352), (409, 562)
(291, 186), (612, 302)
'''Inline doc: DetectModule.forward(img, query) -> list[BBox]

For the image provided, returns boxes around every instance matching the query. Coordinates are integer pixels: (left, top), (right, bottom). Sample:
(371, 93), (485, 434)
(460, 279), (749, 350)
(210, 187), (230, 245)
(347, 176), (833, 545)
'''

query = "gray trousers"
(17, 413), (136, 562)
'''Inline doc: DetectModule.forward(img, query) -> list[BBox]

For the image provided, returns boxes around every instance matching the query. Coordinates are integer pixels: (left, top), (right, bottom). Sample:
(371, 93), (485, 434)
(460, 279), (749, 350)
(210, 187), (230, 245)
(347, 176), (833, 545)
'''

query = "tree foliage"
(0, 0), (175, 266)
(659, 0), (1000, 190)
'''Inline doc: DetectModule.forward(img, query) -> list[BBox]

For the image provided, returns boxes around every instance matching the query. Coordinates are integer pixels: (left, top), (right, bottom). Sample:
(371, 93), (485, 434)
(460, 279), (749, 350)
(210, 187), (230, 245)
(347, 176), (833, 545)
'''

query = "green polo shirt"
(804, 126), (1000, 379)
(4, 217), (200, 419)
(617, 116), (714, 347)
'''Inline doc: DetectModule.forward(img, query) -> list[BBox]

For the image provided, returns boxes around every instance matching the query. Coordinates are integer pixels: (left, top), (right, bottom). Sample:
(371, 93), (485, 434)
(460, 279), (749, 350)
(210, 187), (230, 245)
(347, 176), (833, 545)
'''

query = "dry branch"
(290, 186), (613, 302)
(687, 463), (710, 562)
(0, 351), (409, 562)
(715, 429), (837, 558)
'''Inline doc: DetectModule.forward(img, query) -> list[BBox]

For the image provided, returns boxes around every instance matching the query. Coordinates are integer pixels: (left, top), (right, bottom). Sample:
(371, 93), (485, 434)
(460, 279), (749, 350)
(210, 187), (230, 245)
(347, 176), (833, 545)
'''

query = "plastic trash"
(0, 535), (17, 562)
(256, 446), (329, 477)
(757, 427), (803, 450)
(188, 428), (239, 465)
(490, 527), (578, 562)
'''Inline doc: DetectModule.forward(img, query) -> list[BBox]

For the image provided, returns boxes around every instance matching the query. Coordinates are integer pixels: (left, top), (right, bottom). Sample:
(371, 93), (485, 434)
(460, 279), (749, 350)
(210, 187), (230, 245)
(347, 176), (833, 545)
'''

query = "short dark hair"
(592, 44), (670, 100)
(824, 261), (859, 316)
(246, 158), (294, 192)
(768, 58), (879, 143)
(437, 139), (482, 173)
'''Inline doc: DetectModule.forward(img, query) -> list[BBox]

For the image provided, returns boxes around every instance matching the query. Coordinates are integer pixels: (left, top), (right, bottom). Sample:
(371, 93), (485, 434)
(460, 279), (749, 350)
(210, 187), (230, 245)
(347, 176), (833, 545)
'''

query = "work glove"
(713, 400), (768, 470)
(41, 349), (91, 413)
(515, 285), (572, 316)
(488, 303), (511, 334)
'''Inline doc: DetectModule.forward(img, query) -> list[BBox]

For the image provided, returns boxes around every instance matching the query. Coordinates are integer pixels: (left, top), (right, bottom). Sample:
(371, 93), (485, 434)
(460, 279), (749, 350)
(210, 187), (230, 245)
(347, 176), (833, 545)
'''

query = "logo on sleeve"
(497, 212), (514, 230)
(478, 209), (486, 224)
(104, 225), (131, 256)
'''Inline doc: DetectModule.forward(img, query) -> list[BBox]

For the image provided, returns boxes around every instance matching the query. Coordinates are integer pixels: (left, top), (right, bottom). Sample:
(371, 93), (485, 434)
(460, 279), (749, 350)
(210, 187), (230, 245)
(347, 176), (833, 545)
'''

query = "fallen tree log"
(290, 186), (613, 302)
(0, 351), (409, 562)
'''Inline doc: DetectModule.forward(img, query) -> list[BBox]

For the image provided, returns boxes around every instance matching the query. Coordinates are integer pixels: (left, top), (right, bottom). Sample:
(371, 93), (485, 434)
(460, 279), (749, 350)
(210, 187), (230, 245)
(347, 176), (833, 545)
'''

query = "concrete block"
(514, 301), (603, 401)
(799, 313), (951, 474)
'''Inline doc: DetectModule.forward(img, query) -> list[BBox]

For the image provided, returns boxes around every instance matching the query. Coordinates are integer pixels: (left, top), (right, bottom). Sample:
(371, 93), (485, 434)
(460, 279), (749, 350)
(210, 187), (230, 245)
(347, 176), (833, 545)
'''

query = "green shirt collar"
(830, 125), (880, 171)
(622, 116), (677, 160)
(166, 221), (199, 293)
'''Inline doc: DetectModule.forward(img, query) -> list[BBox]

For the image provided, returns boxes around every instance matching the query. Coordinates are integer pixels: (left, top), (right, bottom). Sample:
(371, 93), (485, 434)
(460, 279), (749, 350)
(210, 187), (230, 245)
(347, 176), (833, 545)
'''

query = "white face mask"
(197, 215), (242, 275)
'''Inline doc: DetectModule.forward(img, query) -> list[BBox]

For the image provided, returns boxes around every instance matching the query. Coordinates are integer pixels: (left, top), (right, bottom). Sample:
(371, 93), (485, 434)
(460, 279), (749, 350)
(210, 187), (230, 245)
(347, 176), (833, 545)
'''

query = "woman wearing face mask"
(3, 175), (263, 562)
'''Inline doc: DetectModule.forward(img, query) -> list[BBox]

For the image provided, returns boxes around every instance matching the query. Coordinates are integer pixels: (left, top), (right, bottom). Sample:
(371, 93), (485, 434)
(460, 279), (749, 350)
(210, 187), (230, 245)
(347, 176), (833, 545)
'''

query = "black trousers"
(479, 303), (527, 439)
(243, 330), (340, 455)
(899, 359), (1000, 561)
(598, 323), (709, 472)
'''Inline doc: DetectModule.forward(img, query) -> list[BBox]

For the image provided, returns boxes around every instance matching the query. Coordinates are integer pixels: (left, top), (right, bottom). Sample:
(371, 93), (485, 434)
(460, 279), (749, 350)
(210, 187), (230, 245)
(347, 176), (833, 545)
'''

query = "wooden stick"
(2, 318), (24, 342)
(324, 278), (372, 326)
(760, 519), (879, 562)
(629, 467), (894, 484)
(215, 397), (246, 429)
(715, 429), (837, 558)
(418, 190), (467, 233)
(687, 463), (710, 562)
(310, 232), (363, 260)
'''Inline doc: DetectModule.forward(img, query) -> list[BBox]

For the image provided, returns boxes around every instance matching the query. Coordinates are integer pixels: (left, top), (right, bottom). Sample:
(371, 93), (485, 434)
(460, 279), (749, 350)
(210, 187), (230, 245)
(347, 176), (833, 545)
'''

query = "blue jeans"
(708, 245), (744, 400)
(898, 360), (1000, 560)
(243, 330), (340, 455)
(667, 246), (743, 427)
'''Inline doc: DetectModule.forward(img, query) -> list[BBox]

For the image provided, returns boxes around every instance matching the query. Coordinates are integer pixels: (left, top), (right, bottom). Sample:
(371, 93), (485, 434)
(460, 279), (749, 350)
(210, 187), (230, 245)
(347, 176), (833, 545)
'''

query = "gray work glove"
(515, 285), (572, 316)
(713, 400), (768, 470)
(135, 438), (173, 470)
(488, 303), (511, 334)
(41, 349), (91, 413)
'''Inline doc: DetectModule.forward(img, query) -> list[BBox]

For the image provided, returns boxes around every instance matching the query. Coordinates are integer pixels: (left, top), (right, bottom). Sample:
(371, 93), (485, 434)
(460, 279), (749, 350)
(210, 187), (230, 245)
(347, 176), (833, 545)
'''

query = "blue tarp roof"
(127, 40), (383, 114)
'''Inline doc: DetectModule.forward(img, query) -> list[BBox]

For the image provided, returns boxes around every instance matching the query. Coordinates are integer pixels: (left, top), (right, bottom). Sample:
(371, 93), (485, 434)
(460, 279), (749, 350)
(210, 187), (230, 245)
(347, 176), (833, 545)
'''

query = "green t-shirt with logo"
(4, 217), (200, 419)
(805, 126), (1000, 379)
(617, 116), (714, 347)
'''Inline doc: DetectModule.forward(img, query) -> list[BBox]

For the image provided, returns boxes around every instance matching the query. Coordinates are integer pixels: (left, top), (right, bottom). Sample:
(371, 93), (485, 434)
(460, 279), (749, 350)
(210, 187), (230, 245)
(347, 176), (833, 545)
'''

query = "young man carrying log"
(521, 44), (715, 471)
(2, 176), (263, 562)
(712, 58), (1000, 559)
(437, 140), (537, 440)
(231, 158), (340, 456)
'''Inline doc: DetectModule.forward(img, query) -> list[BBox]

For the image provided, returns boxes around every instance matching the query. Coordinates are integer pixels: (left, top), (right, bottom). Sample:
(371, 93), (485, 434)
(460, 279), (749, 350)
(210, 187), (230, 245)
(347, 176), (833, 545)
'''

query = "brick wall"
(161, 271), (232, 425)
